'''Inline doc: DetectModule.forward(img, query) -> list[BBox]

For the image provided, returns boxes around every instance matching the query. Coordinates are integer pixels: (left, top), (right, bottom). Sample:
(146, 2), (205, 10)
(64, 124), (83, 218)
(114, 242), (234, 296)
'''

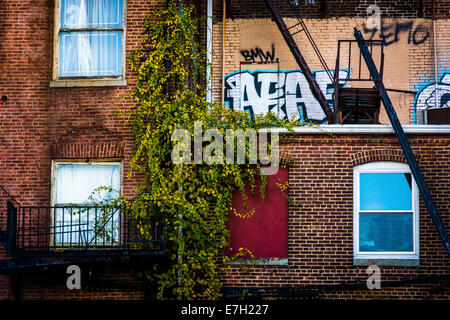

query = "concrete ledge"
(50, 79), (127, 88)
(354, 258), (420, 267)
(261, 124), (450, 135)
(227, 258), (288, 266)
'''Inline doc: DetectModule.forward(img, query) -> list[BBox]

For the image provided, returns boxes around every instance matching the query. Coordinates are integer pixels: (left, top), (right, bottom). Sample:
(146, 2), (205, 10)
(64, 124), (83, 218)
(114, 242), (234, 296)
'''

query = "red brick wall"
(222, 0), (448, 19)
(0, 0), (163, 300)
(220, 133), (450, 299)
(17, 266), (148, 300)
(0, 0), (161, 203)
(423, 0), (450, 18)
(0, 0), (449, 300)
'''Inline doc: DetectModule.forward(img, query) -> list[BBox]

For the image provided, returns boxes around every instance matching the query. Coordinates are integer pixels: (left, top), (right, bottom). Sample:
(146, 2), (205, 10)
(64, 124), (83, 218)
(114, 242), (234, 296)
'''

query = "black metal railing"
(333, 39), (385, 124)
(4, 201), (166, 256)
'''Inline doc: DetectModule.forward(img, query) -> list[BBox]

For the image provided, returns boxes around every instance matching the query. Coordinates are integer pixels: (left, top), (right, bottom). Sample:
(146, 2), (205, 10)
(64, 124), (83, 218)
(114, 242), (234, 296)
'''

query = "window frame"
(50, 159), (123, 246)
(353, 161), (420, 262)
(51, 0), (127, 87)
(51, 159), (123, 207)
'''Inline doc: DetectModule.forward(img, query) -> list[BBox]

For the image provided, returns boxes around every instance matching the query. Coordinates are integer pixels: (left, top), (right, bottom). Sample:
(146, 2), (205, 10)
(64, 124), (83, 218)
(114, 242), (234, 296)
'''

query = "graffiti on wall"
(225, 69), (349, 123)
(363, 20), (429, 46)
(292, 0), (315, 4)
(240, 45), (278, 63)
(414, 71), (450, 123)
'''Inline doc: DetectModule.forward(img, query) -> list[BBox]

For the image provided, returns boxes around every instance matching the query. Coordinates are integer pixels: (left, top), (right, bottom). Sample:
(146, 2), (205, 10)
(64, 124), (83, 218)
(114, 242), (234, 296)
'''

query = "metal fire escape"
(264, 0), (450, 256)
(264, 0), (335, 123)
(0, 188), (168, 273)
(354, 28), (450, 256)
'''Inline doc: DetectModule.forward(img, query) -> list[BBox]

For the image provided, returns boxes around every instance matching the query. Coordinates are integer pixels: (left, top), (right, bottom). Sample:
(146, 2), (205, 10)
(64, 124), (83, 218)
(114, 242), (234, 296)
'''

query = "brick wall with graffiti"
(211, 1), (450, 125)
(224, 68), (349, 123)
(414, 71), (450, 123)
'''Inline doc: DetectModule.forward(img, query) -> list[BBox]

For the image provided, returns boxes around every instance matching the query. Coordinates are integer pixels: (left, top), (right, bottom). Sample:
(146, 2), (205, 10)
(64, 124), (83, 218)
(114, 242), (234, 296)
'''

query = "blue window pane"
(59, 31), (122, 77)
(360, 173), (412, 210)
(359, 214), (413, 252)
(61, 0), (123, 28)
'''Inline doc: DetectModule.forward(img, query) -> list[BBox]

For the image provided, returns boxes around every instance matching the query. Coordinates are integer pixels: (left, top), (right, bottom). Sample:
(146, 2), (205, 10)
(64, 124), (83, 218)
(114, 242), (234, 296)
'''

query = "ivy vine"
(123, 0), (308, 299)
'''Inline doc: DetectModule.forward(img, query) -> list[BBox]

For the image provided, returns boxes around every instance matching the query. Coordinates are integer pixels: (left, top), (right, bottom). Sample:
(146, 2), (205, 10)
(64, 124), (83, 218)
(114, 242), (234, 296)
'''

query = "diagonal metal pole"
(354, 28), (450, 257)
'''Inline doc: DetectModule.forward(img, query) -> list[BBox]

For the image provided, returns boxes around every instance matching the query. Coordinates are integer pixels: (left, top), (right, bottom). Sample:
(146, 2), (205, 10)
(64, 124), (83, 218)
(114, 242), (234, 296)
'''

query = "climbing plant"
(124, 0), (306, 300)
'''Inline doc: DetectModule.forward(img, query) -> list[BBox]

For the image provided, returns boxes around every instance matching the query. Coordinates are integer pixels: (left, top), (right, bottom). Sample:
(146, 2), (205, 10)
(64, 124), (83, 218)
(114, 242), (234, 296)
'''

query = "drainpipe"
(206, 0), (213, 103)
(177, 162), (183, 290)
(221, 0), (226, 107)
(433, 0), (438, 111)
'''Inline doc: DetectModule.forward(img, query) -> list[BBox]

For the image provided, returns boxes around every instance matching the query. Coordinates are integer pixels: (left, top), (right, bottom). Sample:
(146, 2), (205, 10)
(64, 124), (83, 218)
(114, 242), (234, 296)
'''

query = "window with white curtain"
(54, 0), (125, 80)
(353, 162), (419, 263)
(51, 161), (122, 246)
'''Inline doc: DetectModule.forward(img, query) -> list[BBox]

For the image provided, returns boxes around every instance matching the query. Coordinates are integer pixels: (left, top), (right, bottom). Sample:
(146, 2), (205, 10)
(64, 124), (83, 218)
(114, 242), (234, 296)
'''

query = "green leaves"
(125, 0), (304, 300)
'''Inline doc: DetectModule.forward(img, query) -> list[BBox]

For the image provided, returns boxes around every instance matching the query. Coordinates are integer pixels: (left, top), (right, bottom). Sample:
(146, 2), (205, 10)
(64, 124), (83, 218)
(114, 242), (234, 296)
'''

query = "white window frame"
(50, 0), (127, 88)
(353, 161), (419, 262)
(50, 159), (123, 246)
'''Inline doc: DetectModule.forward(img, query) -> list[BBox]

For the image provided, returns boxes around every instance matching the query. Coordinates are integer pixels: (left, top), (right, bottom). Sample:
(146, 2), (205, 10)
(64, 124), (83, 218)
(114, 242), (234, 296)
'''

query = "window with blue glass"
(57, 0), (124, 78)
(354, 162), (419, 260)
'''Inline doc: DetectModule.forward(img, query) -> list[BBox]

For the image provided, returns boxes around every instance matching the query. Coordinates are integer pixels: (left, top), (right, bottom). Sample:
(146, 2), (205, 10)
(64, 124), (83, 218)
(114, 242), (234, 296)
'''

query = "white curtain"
(54, 164), (120, 245)
(60, 0), (122, 77)
(55, 164), (119, 204)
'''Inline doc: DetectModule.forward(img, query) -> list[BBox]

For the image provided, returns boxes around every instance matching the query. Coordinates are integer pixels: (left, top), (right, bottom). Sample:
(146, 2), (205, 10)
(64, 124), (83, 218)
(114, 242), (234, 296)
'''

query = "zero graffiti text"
(363, 20), (429, 46)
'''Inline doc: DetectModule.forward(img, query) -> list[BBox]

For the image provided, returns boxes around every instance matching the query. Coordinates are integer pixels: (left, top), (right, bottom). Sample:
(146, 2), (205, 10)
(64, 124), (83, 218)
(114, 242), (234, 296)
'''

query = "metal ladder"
(354, 28), (450, 257)
(264, 0), (449, 256)
(264, 0), (335, 123)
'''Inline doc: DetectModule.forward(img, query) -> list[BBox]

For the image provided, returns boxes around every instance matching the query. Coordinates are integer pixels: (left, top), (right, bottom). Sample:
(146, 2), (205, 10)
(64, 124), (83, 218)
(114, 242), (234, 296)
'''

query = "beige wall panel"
(213, 16), (448, 125)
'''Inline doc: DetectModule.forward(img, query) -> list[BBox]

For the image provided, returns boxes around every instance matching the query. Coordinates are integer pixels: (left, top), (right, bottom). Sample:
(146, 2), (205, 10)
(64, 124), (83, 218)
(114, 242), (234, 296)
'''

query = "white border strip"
(260, 125), (450, 135)
(205, 0), (213, 103)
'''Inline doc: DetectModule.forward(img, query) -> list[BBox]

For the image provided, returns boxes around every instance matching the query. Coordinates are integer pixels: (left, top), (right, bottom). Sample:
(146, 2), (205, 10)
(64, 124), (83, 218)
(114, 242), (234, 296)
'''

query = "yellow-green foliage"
(126, 0), (302, 299)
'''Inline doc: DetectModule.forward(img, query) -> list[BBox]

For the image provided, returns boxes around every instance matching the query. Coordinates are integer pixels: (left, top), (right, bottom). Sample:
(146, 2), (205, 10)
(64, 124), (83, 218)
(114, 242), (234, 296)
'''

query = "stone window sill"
(227, 258), (288, 266)
(353, 258), (420, 267)
(50, 79), (127, 88)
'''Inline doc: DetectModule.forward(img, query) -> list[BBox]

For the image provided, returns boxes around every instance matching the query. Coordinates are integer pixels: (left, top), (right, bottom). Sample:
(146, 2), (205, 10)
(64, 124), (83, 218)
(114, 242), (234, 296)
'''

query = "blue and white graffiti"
(225, 69), (349, 123)
(414, 71), (450, 123)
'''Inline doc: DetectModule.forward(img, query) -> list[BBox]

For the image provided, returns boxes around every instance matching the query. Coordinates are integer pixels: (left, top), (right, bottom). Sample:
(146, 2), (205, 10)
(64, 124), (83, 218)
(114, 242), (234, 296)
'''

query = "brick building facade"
(211, 0), (450, 124)
(0, 0), (449, 300)
(0, 0), (165, 300)
(221, 127), (450, 299)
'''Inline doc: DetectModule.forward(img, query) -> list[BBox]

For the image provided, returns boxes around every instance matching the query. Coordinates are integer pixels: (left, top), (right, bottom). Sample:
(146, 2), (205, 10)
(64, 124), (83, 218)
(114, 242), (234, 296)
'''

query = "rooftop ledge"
(260, 124), (450, 135)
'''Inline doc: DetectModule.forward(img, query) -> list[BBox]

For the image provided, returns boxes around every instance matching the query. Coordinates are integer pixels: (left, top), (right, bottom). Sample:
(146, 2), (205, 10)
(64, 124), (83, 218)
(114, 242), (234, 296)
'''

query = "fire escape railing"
(334, 39), (384, 124)
(2, 201), (166, 257)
